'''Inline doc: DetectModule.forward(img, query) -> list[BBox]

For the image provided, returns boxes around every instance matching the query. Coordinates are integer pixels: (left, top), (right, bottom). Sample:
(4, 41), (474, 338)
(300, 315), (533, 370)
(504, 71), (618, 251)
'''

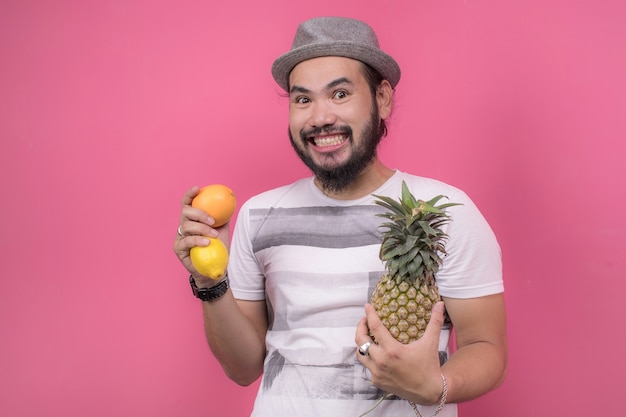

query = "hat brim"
(271, 41), (401, 91)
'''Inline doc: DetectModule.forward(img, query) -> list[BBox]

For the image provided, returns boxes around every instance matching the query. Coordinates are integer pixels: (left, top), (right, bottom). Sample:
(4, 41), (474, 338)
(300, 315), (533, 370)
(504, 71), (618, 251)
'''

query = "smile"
(309, 134), (348, 148)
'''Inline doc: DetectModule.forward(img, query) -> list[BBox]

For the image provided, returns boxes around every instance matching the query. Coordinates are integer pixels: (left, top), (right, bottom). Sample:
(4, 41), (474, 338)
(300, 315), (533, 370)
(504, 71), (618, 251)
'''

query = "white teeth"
(313, 135), (345, 147)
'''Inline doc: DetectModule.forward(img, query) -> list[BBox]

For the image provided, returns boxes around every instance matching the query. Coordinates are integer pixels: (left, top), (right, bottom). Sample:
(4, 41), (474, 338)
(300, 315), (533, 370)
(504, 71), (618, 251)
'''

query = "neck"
(315, 158), (394, 200)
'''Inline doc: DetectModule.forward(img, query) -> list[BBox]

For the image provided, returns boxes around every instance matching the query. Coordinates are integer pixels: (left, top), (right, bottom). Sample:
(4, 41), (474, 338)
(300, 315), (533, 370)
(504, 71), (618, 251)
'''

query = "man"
(173, 16), (507, 417)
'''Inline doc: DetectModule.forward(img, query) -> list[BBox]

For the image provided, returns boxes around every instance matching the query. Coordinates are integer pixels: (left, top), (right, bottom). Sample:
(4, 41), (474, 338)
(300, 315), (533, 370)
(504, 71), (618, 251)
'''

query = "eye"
(294, 96), (310, 105)
(333, 90), (348, 100)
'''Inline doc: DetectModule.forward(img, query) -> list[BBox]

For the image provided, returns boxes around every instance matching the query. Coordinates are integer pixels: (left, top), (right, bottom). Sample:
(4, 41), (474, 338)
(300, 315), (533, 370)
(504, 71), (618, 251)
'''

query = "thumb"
(422, 301), (445, 345)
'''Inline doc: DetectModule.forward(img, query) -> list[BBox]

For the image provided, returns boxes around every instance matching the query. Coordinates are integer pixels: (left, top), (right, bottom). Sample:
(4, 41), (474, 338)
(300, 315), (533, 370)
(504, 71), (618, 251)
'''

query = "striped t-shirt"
(228, 170), (503, 417)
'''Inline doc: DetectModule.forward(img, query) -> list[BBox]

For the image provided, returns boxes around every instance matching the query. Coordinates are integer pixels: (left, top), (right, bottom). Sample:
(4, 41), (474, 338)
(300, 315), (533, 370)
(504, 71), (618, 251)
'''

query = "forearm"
(442, 337), (507, 403)
(201, 290), (267, 386)
(441, 293), (508, 404)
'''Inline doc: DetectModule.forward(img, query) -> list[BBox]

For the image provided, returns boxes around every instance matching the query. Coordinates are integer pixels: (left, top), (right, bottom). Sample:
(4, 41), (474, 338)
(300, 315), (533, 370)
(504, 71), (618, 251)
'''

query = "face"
(287, 56), (391, 193)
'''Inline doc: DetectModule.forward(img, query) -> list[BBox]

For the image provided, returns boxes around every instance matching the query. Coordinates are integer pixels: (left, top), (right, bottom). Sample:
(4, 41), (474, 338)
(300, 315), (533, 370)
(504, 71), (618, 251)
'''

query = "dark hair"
(360, 62), (391, 137)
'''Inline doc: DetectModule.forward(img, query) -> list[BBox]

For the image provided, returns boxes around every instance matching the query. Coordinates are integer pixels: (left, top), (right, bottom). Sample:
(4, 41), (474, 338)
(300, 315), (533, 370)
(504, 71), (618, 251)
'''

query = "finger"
(180, 186), (220, 227)
(173, 235), (210, 255)
(179, 219), (220, 241)
(355, 315), (375, 362)
(178, 187), (213, 233)
(355, 316), (371, 345)
(364, 303), (393, 346)
(181, 186), (201, 207)
(180, 203), (221, 232)
(421, 301), (445, 349)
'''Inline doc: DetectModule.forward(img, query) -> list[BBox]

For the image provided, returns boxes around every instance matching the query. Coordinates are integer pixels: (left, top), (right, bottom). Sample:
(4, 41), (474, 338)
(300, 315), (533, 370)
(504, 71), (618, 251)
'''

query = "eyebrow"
(289, 77), (354, 95)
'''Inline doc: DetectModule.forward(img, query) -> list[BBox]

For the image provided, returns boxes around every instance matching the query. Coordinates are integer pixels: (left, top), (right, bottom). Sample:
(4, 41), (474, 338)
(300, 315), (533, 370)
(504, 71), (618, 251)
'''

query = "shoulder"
(390, 171), (472, 206)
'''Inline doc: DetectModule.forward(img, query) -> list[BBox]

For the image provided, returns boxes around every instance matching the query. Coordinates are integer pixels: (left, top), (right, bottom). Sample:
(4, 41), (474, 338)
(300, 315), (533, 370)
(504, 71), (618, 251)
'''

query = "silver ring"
(358, 341), (372, 356)
(177, 225), (185, 237)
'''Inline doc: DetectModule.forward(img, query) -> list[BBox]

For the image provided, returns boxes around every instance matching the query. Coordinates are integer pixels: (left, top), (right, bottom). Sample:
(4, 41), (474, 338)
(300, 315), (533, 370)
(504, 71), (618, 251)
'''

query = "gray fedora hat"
(271, 16), (401, 91)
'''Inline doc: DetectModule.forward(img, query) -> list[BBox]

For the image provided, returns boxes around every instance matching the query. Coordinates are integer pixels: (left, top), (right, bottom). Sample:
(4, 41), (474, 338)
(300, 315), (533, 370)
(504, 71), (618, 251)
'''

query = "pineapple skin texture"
(370, 273), (440, 344)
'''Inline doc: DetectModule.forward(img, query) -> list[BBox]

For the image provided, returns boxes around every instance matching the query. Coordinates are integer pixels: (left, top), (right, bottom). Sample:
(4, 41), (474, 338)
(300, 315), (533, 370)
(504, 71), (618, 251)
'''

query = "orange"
(190, 238), (229, 280)
(191, 184), (236, 227)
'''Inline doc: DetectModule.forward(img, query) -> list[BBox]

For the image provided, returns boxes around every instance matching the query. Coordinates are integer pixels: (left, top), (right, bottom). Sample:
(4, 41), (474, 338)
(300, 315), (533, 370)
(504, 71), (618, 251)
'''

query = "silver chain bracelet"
(409, 373), (448, 417)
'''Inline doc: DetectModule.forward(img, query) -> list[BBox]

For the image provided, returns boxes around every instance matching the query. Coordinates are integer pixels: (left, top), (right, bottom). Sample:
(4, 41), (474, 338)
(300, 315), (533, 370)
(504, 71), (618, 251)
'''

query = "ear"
(376, 80), (394, 120)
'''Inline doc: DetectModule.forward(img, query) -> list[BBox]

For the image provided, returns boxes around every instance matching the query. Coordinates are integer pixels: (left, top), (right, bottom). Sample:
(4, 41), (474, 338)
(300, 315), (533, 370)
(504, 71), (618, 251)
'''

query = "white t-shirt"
(228, 171), (503, 417)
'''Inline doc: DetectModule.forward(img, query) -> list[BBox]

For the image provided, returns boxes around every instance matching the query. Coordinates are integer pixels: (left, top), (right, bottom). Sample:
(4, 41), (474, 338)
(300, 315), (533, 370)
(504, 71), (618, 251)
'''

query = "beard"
(289, 105), (386, 194)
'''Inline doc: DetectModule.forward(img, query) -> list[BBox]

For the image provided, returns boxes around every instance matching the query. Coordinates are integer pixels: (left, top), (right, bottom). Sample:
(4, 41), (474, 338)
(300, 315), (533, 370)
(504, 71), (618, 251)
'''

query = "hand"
(355, 301), (446, 406)
(172, 186), (232, 286)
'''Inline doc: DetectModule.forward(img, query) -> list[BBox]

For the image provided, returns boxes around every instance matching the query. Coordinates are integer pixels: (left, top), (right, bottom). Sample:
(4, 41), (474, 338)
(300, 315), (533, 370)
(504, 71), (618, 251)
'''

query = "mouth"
(307, 133), (349, 149)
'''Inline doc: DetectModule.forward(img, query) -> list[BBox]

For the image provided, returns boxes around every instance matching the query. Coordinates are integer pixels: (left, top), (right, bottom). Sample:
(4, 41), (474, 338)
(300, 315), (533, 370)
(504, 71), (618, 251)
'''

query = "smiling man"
(288, 56), (392, 196)
(173, 16), (507, 417)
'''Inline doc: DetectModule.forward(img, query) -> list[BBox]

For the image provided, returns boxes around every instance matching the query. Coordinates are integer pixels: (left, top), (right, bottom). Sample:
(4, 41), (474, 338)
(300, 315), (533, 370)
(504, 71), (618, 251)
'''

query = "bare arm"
(441, 293), (508, 403)
(201, 294), (268, 386)
(173, 186), (268, 386)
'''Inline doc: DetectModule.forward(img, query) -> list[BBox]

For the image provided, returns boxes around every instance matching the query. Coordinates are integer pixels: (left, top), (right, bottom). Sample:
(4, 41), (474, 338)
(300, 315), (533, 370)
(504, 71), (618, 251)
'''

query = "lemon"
(190, 238), (229, 280)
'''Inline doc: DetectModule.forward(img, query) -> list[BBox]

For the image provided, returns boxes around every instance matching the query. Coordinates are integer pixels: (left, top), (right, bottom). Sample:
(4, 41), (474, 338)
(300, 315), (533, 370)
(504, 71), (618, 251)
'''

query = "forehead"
(289, 56), (366, 91)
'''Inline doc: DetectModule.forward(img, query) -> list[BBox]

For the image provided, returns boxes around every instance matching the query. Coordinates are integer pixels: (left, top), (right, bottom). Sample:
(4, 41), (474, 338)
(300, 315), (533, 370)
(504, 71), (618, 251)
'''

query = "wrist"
(408, 373), (448, 416)
(192, 273), (226, 289)
(429, 372), (447, 405)
(189, 274), (229, 302)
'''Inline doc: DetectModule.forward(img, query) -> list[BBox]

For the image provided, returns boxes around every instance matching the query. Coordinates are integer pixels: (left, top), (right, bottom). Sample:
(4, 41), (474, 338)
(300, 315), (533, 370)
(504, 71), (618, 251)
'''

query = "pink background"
(1, 1), (625, 416)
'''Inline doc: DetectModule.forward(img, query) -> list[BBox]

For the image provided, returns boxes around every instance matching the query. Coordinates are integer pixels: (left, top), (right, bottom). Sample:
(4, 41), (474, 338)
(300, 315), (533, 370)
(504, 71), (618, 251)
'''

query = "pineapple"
(360, 181), (461, 416)
(370, 181), (461, 344)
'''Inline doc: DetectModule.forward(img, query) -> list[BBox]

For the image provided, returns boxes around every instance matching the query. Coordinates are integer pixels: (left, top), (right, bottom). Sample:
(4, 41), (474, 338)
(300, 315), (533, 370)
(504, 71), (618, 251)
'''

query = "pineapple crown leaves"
(373, 181), (463, 283)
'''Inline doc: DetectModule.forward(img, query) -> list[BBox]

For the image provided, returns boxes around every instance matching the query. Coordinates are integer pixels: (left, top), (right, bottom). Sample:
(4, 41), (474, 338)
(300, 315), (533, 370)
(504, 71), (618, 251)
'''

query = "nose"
(309, 100), (337, 127)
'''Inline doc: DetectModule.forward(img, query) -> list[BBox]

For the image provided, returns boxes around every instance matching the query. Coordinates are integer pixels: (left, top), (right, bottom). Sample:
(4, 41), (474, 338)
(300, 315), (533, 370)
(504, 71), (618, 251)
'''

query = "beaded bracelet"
(409, 373), (448, 417)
